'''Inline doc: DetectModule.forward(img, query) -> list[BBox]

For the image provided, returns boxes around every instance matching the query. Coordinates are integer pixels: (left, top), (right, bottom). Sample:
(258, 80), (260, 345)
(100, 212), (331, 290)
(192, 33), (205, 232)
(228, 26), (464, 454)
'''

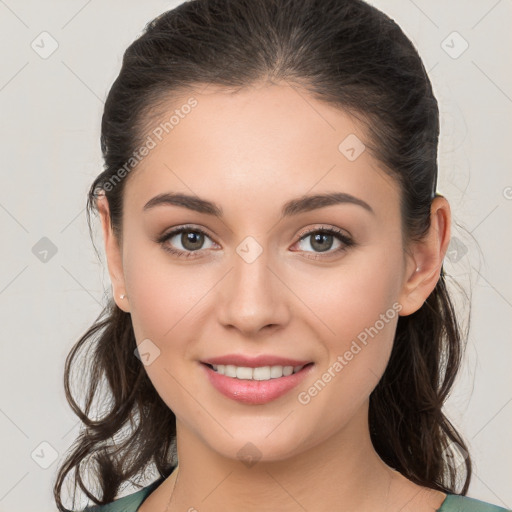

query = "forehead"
(124, 82), (400, 222)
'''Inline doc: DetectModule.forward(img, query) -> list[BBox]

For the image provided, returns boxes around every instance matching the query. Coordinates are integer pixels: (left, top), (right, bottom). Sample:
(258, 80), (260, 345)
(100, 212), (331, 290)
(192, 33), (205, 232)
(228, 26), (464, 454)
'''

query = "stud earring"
(120, 294), (126, 299)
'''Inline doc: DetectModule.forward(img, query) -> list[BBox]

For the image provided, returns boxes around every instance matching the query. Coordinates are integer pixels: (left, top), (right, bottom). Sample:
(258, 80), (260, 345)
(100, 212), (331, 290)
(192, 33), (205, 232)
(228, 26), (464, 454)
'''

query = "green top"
(80, 480), (511, 512)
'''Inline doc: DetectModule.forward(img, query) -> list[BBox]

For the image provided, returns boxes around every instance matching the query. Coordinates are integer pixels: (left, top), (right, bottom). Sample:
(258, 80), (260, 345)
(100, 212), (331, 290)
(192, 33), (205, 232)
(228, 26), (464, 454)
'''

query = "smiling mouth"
(203, 362), (314, 381)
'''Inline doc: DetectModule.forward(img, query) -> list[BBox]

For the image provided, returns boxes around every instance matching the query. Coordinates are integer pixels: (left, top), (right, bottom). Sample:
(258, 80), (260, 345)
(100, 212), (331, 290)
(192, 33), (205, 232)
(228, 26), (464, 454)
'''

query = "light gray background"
(0, 1), (511, 511)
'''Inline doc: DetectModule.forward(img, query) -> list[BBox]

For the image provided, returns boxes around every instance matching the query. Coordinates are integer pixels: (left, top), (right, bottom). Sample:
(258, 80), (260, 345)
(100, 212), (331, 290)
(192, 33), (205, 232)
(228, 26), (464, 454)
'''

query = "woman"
(53, 0), (510, 511)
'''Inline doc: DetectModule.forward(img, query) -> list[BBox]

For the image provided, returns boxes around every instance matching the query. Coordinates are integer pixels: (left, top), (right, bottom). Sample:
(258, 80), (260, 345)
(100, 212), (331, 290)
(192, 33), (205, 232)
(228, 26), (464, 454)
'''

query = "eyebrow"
(143, 191), (374, 217)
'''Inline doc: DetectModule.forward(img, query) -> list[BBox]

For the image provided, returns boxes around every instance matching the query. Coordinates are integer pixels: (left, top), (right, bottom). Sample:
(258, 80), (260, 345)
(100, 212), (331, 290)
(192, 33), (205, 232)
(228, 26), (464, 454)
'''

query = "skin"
(97, 81), (451, 511)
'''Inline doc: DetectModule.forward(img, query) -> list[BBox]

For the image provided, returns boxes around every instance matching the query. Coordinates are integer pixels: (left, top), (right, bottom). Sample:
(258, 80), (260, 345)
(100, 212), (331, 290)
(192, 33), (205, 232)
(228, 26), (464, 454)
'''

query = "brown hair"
(54, 0), (472, 509)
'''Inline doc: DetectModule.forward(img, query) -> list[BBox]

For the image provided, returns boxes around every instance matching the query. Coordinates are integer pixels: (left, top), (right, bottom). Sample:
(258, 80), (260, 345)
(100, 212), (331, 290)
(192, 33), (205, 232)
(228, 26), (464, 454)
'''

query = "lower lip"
(200, 362), (314, 405)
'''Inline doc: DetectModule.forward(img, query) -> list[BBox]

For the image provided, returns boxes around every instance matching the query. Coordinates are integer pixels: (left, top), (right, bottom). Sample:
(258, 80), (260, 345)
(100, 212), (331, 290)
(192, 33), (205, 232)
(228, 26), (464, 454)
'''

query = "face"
(101, 81), (438, 464)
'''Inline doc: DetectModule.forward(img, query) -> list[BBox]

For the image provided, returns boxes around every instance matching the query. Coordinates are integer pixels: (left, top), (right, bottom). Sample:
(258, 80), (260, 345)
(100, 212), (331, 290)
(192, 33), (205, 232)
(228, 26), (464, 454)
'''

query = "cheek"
(122, 250), (212, 411)
(291, 274), (401, 441)
(293, 247), (403, 342)
(290, 245), (403, 397)
(123, 237), (213, 342)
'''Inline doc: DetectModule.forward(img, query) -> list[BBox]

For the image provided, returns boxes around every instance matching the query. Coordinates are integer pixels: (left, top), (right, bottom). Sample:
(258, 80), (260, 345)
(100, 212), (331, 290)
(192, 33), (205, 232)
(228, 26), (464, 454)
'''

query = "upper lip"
(201, 354), (313, 368)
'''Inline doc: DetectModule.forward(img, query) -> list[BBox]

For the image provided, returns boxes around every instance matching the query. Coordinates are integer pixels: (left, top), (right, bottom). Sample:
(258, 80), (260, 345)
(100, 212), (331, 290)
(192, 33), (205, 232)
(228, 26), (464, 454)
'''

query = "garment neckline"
(138, 476), (453, 511)
(136, 474), (168, 510)
(437, 492), (450, 511)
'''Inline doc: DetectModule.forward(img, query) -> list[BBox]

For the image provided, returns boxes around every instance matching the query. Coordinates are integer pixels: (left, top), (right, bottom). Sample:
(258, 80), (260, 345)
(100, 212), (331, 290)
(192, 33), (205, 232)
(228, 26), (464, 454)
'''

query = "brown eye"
(309, 232), (335, 252)
(180, 230), (205, 251)
(294, 227), (355, 259)
(157, 226), (217, 258)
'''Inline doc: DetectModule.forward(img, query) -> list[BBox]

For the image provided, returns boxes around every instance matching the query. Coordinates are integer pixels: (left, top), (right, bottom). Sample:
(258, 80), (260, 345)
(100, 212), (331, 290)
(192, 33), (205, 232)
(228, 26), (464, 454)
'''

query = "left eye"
(294, 228), (354, 256)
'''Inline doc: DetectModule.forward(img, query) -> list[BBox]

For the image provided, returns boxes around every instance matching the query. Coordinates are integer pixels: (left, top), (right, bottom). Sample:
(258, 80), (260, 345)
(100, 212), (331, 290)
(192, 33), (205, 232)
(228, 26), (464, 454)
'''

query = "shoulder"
(440, 494), (511, 512)
(77, 479), (163, 512)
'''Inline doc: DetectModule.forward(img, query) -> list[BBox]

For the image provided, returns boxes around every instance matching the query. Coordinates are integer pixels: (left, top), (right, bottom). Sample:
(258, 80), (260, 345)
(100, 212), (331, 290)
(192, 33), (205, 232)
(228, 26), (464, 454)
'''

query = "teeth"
(211, 364), (305, 380)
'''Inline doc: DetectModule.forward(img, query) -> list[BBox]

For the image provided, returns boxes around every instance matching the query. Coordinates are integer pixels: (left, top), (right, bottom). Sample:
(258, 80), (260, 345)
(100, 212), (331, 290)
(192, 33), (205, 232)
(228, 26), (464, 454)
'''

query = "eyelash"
(156, 224), (355, 260)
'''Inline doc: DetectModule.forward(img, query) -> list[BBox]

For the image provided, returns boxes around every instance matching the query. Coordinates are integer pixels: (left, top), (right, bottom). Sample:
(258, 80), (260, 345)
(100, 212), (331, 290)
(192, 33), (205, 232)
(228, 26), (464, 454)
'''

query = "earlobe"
(96, 193), (130, 313)
(398, 196), (451, 316)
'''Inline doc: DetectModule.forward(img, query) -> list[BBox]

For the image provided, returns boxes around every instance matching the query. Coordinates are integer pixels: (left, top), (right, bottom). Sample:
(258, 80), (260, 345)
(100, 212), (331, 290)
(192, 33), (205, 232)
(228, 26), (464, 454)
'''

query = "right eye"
(157, 226), (218, 258)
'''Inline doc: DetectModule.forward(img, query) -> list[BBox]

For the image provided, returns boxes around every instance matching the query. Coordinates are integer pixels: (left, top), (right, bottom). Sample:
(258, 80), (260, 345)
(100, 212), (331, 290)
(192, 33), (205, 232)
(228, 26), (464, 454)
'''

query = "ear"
(96, 193), (130, 313)
(398, 195), (451, 316)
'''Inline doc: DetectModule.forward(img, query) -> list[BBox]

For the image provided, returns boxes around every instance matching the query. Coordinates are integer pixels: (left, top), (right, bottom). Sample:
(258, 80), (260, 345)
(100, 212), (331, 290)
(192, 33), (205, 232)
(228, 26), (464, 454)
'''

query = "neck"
(161, 402), (423, 512)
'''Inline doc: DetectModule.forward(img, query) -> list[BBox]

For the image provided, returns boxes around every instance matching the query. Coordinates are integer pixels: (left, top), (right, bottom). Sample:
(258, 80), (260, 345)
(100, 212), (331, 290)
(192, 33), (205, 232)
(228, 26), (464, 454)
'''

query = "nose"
(216, 243), (291, 337)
